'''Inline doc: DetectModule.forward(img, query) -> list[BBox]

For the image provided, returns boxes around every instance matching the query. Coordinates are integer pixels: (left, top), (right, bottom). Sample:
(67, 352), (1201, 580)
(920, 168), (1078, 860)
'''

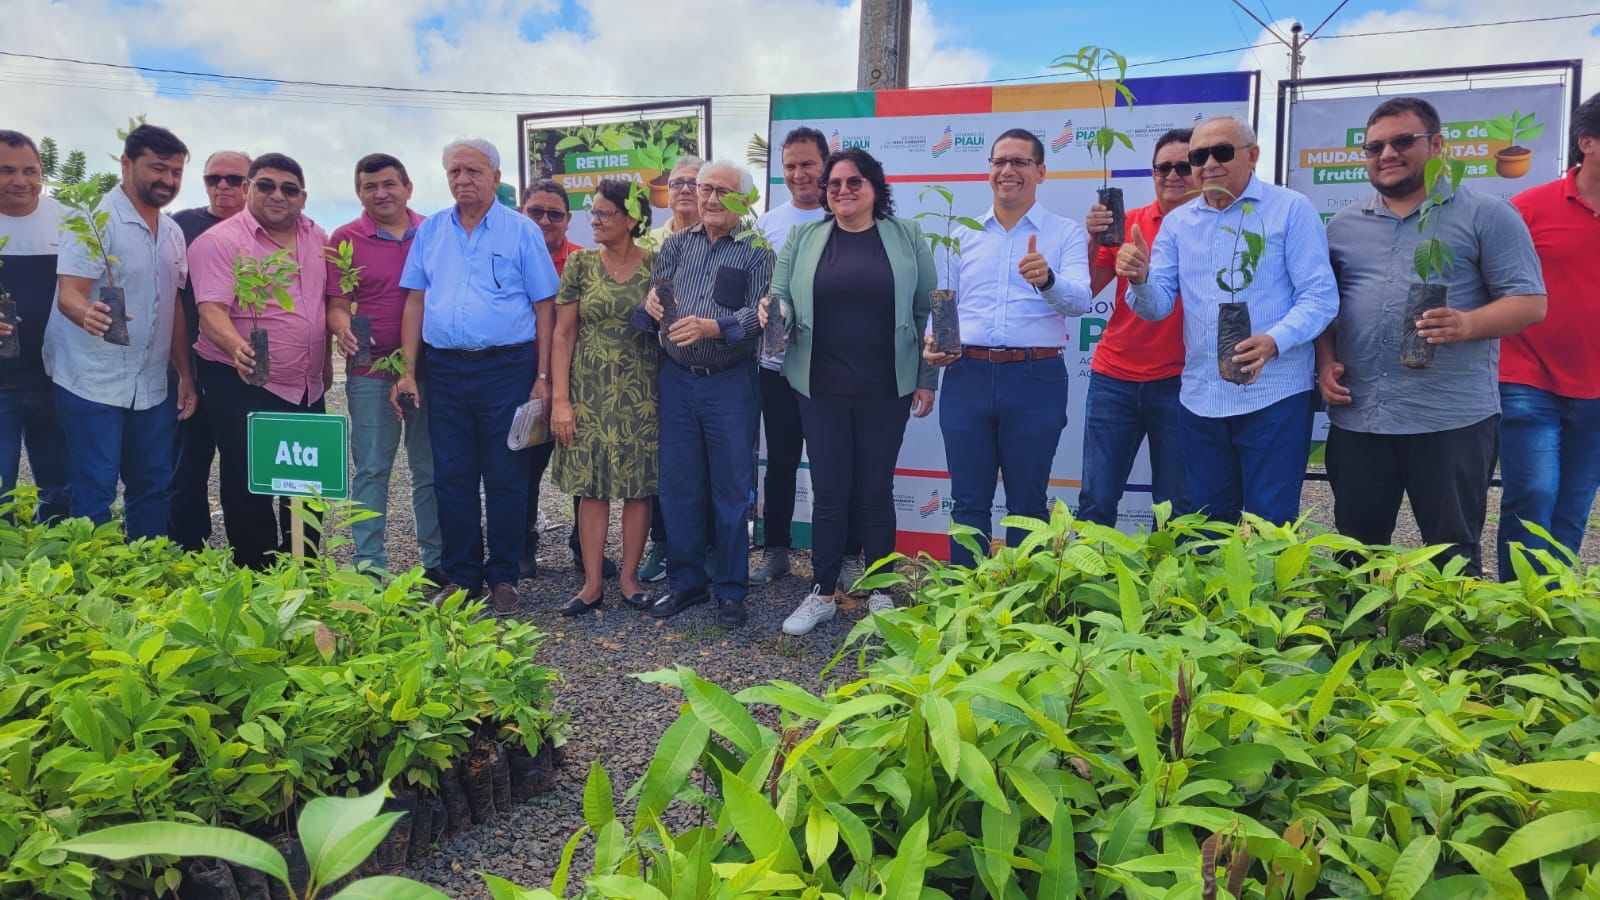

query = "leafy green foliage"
(1202, 187), (1264, 296)
(0, 494), (562, 897)
(520, 506), (1600, 898)
(60, 781), (450, 900)
(233, 249), (301, 326)
(324, 240), (366, 303)
(1484, 111), (1545, 146)
(1413, 156), (1469, 284)
(914, 185), (984, 292)
(55, 181), (120, 289)
(720, 187), (774, 252)
(1049, 45), (1137, 187)
(747, 133), (770, 169)
(368, 350), (410, 378)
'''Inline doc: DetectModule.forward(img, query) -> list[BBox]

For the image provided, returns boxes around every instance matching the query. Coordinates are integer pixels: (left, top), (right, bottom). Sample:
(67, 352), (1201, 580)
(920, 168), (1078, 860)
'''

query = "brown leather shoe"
(491, 583), (522, 615)
(432, 583), (479, 605)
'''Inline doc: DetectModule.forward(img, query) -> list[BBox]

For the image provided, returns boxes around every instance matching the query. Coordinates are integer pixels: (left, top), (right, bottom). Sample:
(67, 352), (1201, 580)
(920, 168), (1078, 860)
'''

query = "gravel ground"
(22, 362), (1600, 897)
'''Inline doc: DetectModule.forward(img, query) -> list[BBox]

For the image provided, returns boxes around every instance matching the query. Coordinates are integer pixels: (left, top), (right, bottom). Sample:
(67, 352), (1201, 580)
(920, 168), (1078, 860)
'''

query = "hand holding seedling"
(1116, 224), (1150, 283)
(76, 301), (124, 338)
(1318, 360), (1352, 406)
(756, 296), (782, 330)
(643, 288), (664, 323)
(667, 315), (718, 347)
(1084, 204), (1113, 237)
(923, 333), (960, 368)
(333, 324), (361, 358)
(1415, 305), (1474, 344)
(230, 340), (257, 381)
(1230, 333), (1278, 383)
(1019, 234), (1050, 286)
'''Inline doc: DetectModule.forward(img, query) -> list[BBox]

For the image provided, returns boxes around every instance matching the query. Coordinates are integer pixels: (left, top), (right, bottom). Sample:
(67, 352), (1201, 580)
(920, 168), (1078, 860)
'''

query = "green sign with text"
(247, 412), (349, 499)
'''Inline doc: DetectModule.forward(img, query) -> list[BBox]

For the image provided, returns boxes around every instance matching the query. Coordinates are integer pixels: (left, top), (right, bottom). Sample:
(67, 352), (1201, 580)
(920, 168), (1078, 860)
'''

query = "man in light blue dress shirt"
(923, 128), (1093, 566)
(1120, 116), (1338, 526)
(396, 138), (559, 613)
(47, 125), (196, 538)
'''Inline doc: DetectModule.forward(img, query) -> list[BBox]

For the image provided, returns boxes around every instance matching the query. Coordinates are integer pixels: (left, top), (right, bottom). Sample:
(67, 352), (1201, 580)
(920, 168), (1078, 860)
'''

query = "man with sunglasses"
(48, 124), (195, 538)
(922, 128), (1093, 567)
(190, 152), (331, 568)
(649, 156), (704, 246)
(168, 150), (250, 549)
(1120, 115), (1338, 526)
(1318, 97), (1545, 576)
(518, 178), (622, 583)
(325, 153), (444, 585)
(1078, 128), (1195, 528)
(395, 138), (560, 615)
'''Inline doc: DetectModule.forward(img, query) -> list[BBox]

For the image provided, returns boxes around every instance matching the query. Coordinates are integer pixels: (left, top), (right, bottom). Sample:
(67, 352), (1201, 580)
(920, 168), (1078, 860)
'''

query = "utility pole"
(1289, 22), (1306, 83)
(858, 0), (912, 91)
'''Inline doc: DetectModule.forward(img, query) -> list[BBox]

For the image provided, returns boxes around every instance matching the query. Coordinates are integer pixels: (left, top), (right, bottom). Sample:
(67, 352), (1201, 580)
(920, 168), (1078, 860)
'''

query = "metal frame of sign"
(514, 98), (714, 200)
(1274, 59), (1585, 186)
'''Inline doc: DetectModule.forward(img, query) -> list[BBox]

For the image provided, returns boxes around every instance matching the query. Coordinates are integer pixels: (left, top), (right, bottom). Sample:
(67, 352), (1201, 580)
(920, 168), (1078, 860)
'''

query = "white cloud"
(0, 0), (991, 229)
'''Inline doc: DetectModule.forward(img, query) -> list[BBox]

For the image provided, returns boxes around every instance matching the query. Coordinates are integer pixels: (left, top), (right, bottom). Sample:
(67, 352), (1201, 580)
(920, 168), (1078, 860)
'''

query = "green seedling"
(1413, 156), (1469, 283)
(323, 240), (365, 301)
(233, 249), (300, 326)
(1049, 44), (1137, 190)
(914, 184), (984, 292)
(56, 180), (120, 290)
(368, 350), (410, 377)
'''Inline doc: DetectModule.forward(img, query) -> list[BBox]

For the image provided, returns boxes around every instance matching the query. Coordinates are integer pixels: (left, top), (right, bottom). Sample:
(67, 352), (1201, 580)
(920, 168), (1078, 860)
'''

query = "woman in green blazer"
(757, 147), (937, 636)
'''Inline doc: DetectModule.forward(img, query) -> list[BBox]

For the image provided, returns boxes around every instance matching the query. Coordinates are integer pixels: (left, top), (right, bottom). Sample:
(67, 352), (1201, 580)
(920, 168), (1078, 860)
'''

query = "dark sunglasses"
(203, 173), (246, 188)
(252, 178), (302, 199)
(1361, 133), (1436, 158)
(524, 206), (566, 222)
(1187, 143), (1254, 167)
(826, 175), (866, 194)
(1153, 162), (1193, 177)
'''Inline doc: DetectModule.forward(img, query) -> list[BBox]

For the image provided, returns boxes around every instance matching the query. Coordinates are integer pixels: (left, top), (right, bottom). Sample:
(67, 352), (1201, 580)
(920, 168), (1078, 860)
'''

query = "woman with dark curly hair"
(549, 178), (659, 614)
(758, 147), (937, 635)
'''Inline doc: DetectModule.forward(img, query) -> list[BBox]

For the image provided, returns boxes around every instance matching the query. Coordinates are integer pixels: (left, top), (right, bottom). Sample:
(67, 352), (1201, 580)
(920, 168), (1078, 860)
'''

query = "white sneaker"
(782, 586), (836, 636)
(536, 509), (550, 532)
(867, 592), (894, 614)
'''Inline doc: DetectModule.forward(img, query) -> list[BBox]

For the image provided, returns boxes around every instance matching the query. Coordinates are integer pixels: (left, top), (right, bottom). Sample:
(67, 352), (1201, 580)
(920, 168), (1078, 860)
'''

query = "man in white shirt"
(749, 126), (828, 585)
(47, 124), (196, 537)
(923, 127), (1093, 566)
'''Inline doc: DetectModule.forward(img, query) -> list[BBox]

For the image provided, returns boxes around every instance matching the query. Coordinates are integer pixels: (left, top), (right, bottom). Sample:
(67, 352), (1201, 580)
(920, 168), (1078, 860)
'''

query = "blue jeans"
(53, 384), (177, 539)
(348, 373), (441, 571)
(1077, 372), (1188, 526)
(1497, 383), (1600, 577)
(1179, 391), (1312, 526)
(658, 361), (759, 602)
(424, 344), (535, 591)
(939, 355), (1069, 567)
(0, 380), (71, 522)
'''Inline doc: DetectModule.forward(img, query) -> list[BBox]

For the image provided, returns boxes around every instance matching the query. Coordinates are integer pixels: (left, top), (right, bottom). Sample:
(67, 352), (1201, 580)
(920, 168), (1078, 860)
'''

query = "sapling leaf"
(59, 823), (290, 885)
(953, 217), (985, 232)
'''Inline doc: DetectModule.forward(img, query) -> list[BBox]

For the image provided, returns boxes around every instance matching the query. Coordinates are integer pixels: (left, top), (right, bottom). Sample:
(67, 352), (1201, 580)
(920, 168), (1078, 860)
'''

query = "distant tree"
(60, 150), (88, 186)
(38, 137), (59, 179)
(747, 133), (769, 169)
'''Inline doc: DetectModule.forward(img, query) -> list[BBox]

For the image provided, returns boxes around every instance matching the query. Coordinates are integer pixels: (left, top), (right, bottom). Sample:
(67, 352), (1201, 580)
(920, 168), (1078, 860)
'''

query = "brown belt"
(962, 346), (1063, 363)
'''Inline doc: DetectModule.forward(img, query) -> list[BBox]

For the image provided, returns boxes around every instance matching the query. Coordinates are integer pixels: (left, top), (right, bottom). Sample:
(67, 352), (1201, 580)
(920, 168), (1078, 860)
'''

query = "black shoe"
(716, 596), (747, 627)
(749, 547), (790, 585)
(622, 591), (652, 611)
(422, 567), (449, 587)
(559, 593), (605, 616)
(648, 587), (709, 619)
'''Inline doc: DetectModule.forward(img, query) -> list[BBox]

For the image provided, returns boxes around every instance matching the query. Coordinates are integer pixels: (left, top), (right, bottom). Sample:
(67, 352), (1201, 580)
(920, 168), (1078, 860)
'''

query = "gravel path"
(22, 363), (1600, 897)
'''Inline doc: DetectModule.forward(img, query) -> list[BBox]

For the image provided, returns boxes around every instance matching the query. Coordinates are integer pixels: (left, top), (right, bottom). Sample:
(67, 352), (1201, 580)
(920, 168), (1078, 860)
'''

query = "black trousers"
(198, 359), (324, 569)
(1325, 415), (1499, 576)
(169, 382), (217, 551)
(797, 391), (909, 594)
(759, 366), (804, 549)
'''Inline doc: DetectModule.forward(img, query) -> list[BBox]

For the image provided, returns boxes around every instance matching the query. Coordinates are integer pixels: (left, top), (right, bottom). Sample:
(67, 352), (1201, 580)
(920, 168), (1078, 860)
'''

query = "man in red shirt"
(1078, 128), (1195, 526)
(1499, 92), (1600, 577)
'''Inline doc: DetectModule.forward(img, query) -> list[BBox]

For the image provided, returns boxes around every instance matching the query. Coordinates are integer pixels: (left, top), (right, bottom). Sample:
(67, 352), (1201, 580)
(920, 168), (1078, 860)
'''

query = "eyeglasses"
(590, 208), (624, 223)
(1361, 133), (1436, 158)
(203, 174), (246, 188)
(1187, 143), (1254, 167)
(669, 178), (698, 191)
(252, 178), (302, 199)
(524, 206), (566, 222)
(1153, 162), (1193, 178)
(696, 184), (734, 199)
(988, 156), (1037, 170)
(825, 175), (866, 195)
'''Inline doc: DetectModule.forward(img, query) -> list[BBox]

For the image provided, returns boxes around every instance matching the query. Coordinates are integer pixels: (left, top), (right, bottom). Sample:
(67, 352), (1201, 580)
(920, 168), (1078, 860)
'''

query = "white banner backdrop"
(762, 73), (1256, 557)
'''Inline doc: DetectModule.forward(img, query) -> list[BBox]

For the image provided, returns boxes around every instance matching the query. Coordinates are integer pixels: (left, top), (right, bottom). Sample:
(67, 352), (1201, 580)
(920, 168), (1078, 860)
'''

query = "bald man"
(169, 149), (251, 549)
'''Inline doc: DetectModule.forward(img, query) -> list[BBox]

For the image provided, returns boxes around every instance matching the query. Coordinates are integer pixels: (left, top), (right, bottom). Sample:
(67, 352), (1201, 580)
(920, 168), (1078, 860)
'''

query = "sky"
(3, 0), (1596, 229)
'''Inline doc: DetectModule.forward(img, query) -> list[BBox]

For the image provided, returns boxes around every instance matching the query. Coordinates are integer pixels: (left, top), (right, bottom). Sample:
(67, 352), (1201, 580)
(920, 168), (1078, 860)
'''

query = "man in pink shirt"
(189, 152), (330, 568)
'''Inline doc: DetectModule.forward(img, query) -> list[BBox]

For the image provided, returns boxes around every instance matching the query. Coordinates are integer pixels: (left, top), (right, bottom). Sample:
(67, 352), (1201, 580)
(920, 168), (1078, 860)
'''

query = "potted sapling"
(371, 349), (417, 416)
(1402, 155), (1468, 369)
(233, 249), (300, 387)
(0, 237), (17, 359)
(1206, 187), (1264, 385)
(1052, 45), (1137, 246)
(56, 180), (129, 346)
(324, 239), (370, 366)
(719, 185), (785, 358)
(915, 184), (983, 355)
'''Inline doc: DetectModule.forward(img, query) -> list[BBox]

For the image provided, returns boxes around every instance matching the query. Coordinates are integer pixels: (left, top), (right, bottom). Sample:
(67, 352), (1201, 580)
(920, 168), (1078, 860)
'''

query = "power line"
(1316, 12), (1600, 41)
(1228, 0), (1289, 46)
(1308, 0), (1351, 39)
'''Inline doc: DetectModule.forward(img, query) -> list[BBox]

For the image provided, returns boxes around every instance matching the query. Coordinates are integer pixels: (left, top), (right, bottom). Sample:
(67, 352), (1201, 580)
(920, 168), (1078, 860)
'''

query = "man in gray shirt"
(1316, 97), (1546, 574)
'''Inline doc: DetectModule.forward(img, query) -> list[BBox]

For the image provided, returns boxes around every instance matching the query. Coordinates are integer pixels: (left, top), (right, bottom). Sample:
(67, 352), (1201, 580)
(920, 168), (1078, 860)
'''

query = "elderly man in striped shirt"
(633, 160), (773, 627)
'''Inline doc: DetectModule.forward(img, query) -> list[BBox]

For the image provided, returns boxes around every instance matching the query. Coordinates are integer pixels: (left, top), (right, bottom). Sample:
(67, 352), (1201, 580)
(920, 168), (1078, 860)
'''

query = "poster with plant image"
(516, 100), (710, 248)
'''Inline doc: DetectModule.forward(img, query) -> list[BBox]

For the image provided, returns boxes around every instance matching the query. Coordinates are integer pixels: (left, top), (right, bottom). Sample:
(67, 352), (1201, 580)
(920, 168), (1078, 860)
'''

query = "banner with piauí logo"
(1284, 84), (1567, 224)
(764, 73), (1255, 557)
